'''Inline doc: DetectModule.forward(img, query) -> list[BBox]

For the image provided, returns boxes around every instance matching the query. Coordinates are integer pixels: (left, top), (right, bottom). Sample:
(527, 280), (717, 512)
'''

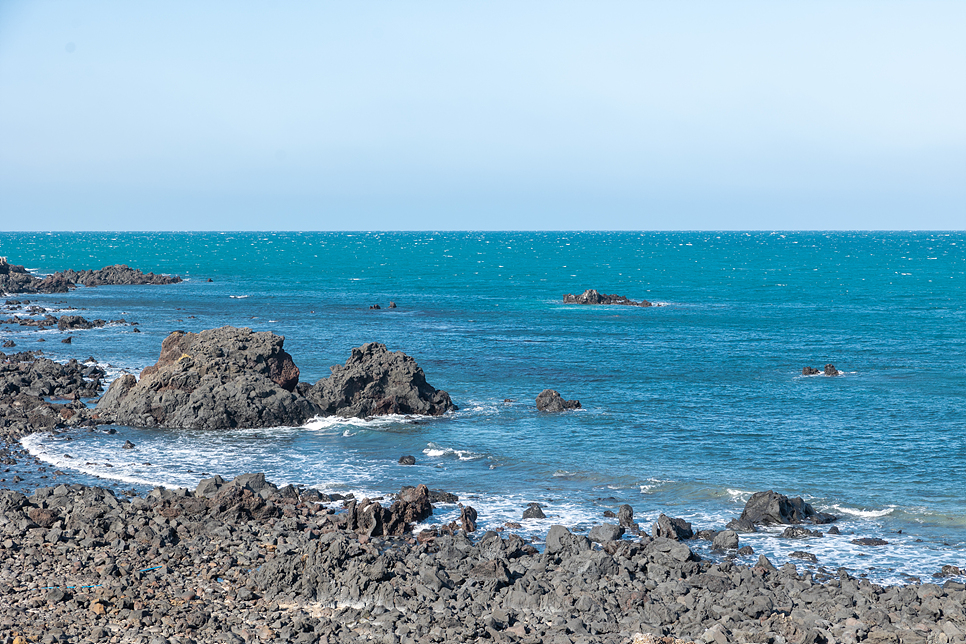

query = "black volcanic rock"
(563, 289), (652, 307)
(306, 342), (456, 418)
(54, 264), (182, 286)
(535, 389), (581, 412)
(728, 490), (837, 531)
(96, 326), (311, 429)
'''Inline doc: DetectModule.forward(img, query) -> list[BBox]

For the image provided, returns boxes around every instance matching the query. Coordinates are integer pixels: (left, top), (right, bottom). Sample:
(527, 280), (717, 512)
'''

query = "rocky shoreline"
(1, 286), (965, 642)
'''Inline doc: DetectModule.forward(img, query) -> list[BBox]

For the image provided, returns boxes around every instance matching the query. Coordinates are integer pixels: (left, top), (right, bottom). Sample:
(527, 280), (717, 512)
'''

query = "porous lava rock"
(96, 326), (312, 429)
(563, 289), (653, 307)
(535, 389), (581, 412)
(306, 342), (456, 418)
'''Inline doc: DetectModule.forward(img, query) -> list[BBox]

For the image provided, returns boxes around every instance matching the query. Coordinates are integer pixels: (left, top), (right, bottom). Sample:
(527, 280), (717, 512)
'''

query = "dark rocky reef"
(535, 388), (581, 412)
(727, 490), (837, 532)
(0, 257), (181, 295)
(52, 264), (183, 287)
(96, 328), (455, 429)
(802, 364), (840, 376)
(1, 351), (104, 400)
(563, 288), (653, 307)
(306, 342), (456, 418)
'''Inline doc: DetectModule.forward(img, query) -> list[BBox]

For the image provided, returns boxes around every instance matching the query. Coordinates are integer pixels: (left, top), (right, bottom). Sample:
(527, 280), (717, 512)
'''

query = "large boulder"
(96, 327), (313, 429)
(535, 389), (581, 412)
(563, 289), (652, 307)
(306, 342), (456, 418)
(727, 491), (836, 532)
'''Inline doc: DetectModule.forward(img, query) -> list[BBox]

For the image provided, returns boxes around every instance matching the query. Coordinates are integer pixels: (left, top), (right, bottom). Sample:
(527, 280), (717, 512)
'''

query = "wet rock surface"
(727, 490), (837, 532)
(535, 388), (581, 412)
(563, 288), (654, 307)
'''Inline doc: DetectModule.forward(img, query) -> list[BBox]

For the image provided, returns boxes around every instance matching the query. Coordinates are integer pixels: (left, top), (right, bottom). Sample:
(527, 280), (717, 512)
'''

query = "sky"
(0, 1), (964, 231)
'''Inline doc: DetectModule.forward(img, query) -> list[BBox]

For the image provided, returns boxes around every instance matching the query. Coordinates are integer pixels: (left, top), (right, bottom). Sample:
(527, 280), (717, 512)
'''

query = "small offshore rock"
(398, 455), (416, 465)
(824, 363), (839, 376)
(562, 289), (653, 307)
(730, 490), (837, 528)
(780, 526), (824, 539)
(802, 366), (821, 375)
(851, 537), (889, 546)
(535, 389), (581, 412)
(790, 550), (818, 563)
(122, 440), (136, 449)
(460, 505), (478, 532)
(522, 503), (546, 520)
(737, 545), (755, 556)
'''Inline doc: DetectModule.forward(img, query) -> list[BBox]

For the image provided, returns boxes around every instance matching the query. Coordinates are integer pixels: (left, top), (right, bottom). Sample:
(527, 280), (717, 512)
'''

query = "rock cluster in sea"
(96, 327), (457, 429)
(535, 388), (582, 412)
(0, 475), (964, 644)
(563, 288), (654, 307)
(0, 257), (181, 295)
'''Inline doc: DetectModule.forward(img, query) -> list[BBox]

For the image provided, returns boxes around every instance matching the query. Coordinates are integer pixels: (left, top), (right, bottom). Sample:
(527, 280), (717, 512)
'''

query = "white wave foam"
(831, 504), (896, 519)
(422, 442), (484, 461)
(229, 295), (249, 299)
(640, 478), (673, 494)
(300, 414), (422, 431)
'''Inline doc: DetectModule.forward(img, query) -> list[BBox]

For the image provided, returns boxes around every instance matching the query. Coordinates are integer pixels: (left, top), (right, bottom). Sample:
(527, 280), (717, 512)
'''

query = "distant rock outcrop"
(306, 342), (457, 418)
(563, 289), (652, 307)
(0, 257), (182, 295)
(535, 389), (581, 412)
(54, 264), (183, 287)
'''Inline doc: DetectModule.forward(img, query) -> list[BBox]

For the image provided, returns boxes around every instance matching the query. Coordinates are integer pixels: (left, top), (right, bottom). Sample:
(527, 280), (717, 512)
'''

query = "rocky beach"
(1, 240), (965, 643)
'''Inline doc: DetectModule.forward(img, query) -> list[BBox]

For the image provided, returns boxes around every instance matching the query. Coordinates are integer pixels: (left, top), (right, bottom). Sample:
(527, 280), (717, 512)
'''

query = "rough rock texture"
(307, 342), (456, 418)
(824, 363), (839, 376)
(96, 327), (312, 429)
(535, 388), (581, 412)
(1, 258), (181, 294)
(0, 351), (104, 400)
(653, 514), (694, 541)
(563, 288), (653, 307)
(727, 490), (837, 532)
(53, 264), (183, 286)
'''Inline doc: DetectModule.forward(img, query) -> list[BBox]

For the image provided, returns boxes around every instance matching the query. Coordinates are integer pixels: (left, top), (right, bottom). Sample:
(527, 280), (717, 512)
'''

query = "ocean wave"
(300, 414), (426, 431)
(422, 442), (484, 461)
(229, 295), (249, 299)
(831, 504), (896, 519)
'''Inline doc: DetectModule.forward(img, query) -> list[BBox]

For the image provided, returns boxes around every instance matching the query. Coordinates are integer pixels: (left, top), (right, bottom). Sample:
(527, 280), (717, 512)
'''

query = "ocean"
(2, 230), (964, 584)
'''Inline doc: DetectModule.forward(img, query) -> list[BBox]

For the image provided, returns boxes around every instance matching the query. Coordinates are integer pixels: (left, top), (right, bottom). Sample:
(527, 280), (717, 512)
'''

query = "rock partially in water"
(563, 289), (653, 307)
(653, 513), (694, 541)
(53, 264), (182, 286)
(728, 490), (837, 530)
(96, 326), (312, 429)
(307, 342), (456, 418)
(535, 389), (581, 412)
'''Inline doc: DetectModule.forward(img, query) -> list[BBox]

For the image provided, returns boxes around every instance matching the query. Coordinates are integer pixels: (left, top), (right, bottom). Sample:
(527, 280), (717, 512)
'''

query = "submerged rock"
(563, 289), (653, 307)
(307, 342), (456, 418)
(535, 389), (581, 412)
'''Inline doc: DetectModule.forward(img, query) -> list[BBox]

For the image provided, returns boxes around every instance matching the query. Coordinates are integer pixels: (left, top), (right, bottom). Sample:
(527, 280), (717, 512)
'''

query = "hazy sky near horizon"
(1, 1), (963, 231)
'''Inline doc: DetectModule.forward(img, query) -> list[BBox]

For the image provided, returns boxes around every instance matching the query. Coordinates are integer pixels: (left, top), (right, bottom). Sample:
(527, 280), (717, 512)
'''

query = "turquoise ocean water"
(1, 231), (964, 584)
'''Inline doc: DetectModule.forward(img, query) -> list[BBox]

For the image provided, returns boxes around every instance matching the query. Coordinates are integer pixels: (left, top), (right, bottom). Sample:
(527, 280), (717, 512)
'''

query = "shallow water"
(2, 231), (964, 584)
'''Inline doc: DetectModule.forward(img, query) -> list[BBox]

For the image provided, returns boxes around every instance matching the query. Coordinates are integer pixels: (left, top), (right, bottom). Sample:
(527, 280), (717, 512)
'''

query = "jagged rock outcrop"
(306, 342), (456, 418)
(535, 389), (581, 412)
(53, 264), (182, 286)
(96, 327), (312, 429)
(1, 258), (182, 294)
(727, 490), (837, 532)
(96, 329), (456, 429)
(563, 289), (653, 307)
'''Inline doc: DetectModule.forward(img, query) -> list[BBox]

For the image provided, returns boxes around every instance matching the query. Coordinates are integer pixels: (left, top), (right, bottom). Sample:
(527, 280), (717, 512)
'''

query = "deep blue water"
(2, 231), (964, 583)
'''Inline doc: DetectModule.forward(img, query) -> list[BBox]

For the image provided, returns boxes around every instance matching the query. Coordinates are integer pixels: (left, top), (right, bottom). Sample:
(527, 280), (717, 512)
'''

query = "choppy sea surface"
(1, 231), (964, 585)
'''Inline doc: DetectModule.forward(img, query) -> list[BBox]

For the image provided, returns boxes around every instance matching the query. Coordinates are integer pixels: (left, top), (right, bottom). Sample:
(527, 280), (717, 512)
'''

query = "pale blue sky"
(1, 1), (963, 230)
